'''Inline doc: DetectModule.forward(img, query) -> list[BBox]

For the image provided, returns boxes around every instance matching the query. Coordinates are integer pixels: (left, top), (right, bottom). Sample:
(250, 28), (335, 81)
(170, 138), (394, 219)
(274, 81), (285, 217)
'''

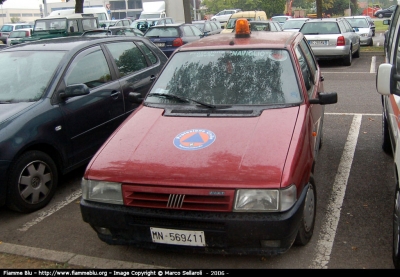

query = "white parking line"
(18, 190), (82, 232)
(310, 114), (362, 269)
(370, 56), (376, 73)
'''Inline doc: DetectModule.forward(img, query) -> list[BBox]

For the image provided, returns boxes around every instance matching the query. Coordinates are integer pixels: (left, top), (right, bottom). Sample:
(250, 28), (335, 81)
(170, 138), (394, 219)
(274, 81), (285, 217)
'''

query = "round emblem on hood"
(173, 129), (216, 151)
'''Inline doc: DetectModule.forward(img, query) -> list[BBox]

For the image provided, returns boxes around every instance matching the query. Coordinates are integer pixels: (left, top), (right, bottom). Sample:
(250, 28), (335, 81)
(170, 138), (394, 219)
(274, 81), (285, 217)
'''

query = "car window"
(299, 39), (317, 96)
(301, 22), (339, 34)
(295, 45), (313, 92)
(342, 20), (353, 32)
(191, 26), (203, 36)
(136, 41), (158, 64)
(0, 25), (13, 32)
(0, 50), (65, 102)
(193, 23), (204, 32)
(210, 22), (218, 31)
(67, 20), (79, 33)
(387, 6), (400, 61)
(183, 25), (194, 36)
(65, 46), (111, 88)
(145, 49), (301, 105)
(204, 22), (212, 32)
(145, 27), (178, 37)
(105, 42), (147, 76)
(165, 19), (173, 24)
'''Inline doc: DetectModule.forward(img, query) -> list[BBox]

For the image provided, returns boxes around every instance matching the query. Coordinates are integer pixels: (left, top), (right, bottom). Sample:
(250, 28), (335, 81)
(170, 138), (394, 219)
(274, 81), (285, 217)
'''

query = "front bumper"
(360, 36), (372, 46)
(80, 184), (309, 256)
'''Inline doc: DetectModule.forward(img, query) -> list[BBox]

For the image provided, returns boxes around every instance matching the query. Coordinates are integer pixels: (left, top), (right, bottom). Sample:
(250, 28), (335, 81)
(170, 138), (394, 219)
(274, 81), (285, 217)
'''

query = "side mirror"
(353, 27), (359, 32)
(376, 63), (394, 96)
(59, 84), (90, 100)
(128, 92), (143, 104)
(309, 92), (338, 105)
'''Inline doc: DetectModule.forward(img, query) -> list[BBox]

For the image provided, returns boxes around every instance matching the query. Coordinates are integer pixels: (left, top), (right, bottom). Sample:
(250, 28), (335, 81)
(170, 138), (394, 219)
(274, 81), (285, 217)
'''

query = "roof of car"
(40, 14), (97, 20)
(286, 18), (309, 21)
(2, 36), (149, 51)
(176, 31), (300, 51)
(305, 18), (344, 22)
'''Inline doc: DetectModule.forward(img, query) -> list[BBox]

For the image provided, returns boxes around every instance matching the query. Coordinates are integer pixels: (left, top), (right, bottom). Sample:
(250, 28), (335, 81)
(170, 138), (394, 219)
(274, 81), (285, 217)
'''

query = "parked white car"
(211, 9), (241, 23)
(6, 28), (32, 46)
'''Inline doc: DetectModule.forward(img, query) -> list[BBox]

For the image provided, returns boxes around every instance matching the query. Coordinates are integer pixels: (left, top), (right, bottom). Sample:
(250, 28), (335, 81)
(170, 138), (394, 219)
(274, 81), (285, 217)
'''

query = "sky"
(1, 0), (60, 9)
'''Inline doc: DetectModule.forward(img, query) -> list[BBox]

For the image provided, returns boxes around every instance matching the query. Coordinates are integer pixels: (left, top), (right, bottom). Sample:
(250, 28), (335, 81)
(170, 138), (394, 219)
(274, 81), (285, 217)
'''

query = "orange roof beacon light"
(235, 18), (251, 38)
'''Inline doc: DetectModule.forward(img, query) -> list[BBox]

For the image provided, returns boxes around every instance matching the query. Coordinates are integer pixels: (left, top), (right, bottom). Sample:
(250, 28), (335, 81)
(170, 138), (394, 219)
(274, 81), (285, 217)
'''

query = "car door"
(58, 44), (124, 166)
(296, 39), (324, 156)
(103, 40), (161, 114)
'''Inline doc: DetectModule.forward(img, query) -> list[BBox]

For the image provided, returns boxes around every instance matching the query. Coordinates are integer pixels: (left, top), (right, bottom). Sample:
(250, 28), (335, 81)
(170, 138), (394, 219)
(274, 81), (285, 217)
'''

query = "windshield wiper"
(147, 92), (217, 108)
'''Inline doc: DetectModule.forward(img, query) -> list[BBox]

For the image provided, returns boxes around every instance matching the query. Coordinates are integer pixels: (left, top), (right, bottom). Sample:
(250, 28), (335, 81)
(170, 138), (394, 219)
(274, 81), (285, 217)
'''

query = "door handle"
(111, 91), (121, 98)
(150, 75), (156, 81)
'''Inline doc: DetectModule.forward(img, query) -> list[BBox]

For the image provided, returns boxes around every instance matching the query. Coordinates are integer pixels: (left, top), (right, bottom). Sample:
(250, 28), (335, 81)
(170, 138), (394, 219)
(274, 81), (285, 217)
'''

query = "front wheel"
(378, 14), (383, 18)
(294, 176), (316, 246)
(7, 150), (58, 213)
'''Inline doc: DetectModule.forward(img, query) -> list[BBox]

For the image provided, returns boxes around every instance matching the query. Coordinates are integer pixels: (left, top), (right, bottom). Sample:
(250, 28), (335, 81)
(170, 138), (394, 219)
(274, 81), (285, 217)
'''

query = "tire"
(343, 48), (352, 66)
(294, 176), (316, 246)
(394, 184), (400, 269)
(378, 14), (383, 18)
(369, 39), (374, 47)
(353, 43), (360, 58)
(382, 109), (392, 154)
(6, 150), (58, 213)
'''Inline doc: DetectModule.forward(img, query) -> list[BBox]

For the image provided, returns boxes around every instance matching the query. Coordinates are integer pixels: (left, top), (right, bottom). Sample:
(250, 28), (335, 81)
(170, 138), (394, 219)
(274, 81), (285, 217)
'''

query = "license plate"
(150, 227), (206, 247)
(155, 43), (165, 47)
(309, 40), (328, 45)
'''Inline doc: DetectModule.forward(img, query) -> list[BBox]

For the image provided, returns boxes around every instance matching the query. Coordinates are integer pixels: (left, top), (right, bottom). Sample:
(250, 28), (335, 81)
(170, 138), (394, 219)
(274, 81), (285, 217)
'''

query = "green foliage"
(10, 17), (20, 23)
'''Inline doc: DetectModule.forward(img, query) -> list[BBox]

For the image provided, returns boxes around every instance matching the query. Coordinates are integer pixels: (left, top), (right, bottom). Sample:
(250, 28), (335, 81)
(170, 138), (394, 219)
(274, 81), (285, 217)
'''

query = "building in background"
(0, 7), (41, 25)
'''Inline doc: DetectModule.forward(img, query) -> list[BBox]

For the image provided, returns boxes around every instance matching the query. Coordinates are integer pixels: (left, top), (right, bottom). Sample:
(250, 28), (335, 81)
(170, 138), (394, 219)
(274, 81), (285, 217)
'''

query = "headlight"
(81, 178), (123, 205)
(234, 185), (297, 212)
(360, 33), (368, 37)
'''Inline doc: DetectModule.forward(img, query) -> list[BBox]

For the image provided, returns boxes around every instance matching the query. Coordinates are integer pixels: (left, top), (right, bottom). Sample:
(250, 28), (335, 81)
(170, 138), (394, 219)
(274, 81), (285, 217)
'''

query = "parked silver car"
(282, 18), (310, 32)
(344, 16), (373, 46)
(299, 18), (361, 66)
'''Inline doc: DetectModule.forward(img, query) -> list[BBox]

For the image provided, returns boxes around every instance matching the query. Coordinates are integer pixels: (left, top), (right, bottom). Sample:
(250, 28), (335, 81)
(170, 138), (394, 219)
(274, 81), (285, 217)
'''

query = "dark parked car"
(131, 17), (174, 33)
(374, 5), (396, 18)
(82, 26), (144, 37)
(192, 20), (222, 36)
(0, 36), (168, 213)
(144, 23), (204, 57)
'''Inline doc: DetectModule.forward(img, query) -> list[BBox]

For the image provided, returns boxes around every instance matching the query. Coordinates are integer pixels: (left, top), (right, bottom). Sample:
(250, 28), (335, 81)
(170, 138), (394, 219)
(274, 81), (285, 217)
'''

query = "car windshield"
(283, 20), (307, 29)
(34, 19), (67, 31)
(301, 22), (339, 34)
(145, 27), (179, 37)
(9, 31), (28, 38)
(345, 18), (369, 28)
(145, 50), (301, 105)
(272, 17), (288, 23)
(0, 50), (65, 103)
(250, 23), (271, 31)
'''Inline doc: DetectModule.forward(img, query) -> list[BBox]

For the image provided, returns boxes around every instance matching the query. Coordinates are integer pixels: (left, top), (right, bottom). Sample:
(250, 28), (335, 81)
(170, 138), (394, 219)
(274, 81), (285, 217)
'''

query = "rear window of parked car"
(301, 22), (340, 34)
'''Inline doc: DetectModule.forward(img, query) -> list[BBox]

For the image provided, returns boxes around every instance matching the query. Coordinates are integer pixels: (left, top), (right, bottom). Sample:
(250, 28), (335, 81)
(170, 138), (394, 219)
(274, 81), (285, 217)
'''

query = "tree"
(0, 0), (6, 5)
(202, 0), (286, 17)
(75, 0), (84, 13)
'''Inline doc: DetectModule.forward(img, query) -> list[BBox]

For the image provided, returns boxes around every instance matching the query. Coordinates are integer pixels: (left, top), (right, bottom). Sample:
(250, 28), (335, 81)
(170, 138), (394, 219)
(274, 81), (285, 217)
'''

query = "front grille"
(122, 185), (234, 212)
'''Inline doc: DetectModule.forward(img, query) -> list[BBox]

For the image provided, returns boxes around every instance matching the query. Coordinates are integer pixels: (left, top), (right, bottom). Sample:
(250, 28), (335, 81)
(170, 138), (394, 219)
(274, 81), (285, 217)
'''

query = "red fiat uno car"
(80, 19), (338, 256)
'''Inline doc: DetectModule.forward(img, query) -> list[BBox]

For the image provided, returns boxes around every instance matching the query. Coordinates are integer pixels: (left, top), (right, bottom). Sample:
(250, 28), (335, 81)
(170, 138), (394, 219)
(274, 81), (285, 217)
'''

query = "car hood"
(355, 27), (371, 35)
(0, 102), (36, 124)
(87, 106), (300, 188)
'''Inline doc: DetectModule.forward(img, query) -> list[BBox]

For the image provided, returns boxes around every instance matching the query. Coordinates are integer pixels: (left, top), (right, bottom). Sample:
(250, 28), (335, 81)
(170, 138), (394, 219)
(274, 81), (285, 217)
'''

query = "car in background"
(211, 9), (242, 24)
(82, 26), (144, 37)
(299, 17), (360, 66)
(221, 10), (268, 34)
(271, 15), (293, 25)
(0, 40), (8, 50)
(144, 23), (204, 57)
(344, 16), (373, 46)
(131, 17), (174, 33)
(0, 36), (168, 213)
(192, 20), (222, 36)
(80, 18), (337, 257)
(374, 5), (396, 18)
(248, 20), (283, 31)
(0, 23), (33, 38)
(282, 18), (309, 32)
(6, 28), (32, 46)
(100, 19), (132, 28)
(375, 3), (400, 269)
(13, 14), (100, 46)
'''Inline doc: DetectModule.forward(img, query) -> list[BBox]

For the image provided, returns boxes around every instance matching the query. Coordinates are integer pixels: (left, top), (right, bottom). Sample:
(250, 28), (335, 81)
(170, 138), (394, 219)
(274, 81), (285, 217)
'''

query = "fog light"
(260, 240), (281, 248)
(94, 226), (112, 235)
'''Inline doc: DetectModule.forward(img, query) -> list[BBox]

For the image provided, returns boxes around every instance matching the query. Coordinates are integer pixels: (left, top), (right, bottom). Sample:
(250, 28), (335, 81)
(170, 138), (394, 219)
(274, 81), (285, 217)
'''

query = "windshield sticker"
(269, 50), (288, 61)
(174, 129), (216, 151)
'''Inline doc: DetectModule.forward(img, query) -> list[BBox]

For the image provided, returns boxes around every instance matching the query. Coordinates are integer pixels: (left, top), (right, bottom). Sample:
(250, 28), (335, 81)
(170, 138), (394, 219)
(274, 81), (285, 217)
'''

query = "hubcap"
(303, 184), (315, 232)
(18, 160), (52, 204)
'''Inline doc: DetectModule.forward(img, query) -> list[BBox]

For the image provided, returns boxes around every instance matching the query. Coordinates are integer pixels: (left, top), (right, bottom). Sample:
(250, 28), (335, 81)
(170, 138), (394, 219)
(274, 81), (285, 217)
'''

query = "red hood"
(87, 106), (300, 189)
